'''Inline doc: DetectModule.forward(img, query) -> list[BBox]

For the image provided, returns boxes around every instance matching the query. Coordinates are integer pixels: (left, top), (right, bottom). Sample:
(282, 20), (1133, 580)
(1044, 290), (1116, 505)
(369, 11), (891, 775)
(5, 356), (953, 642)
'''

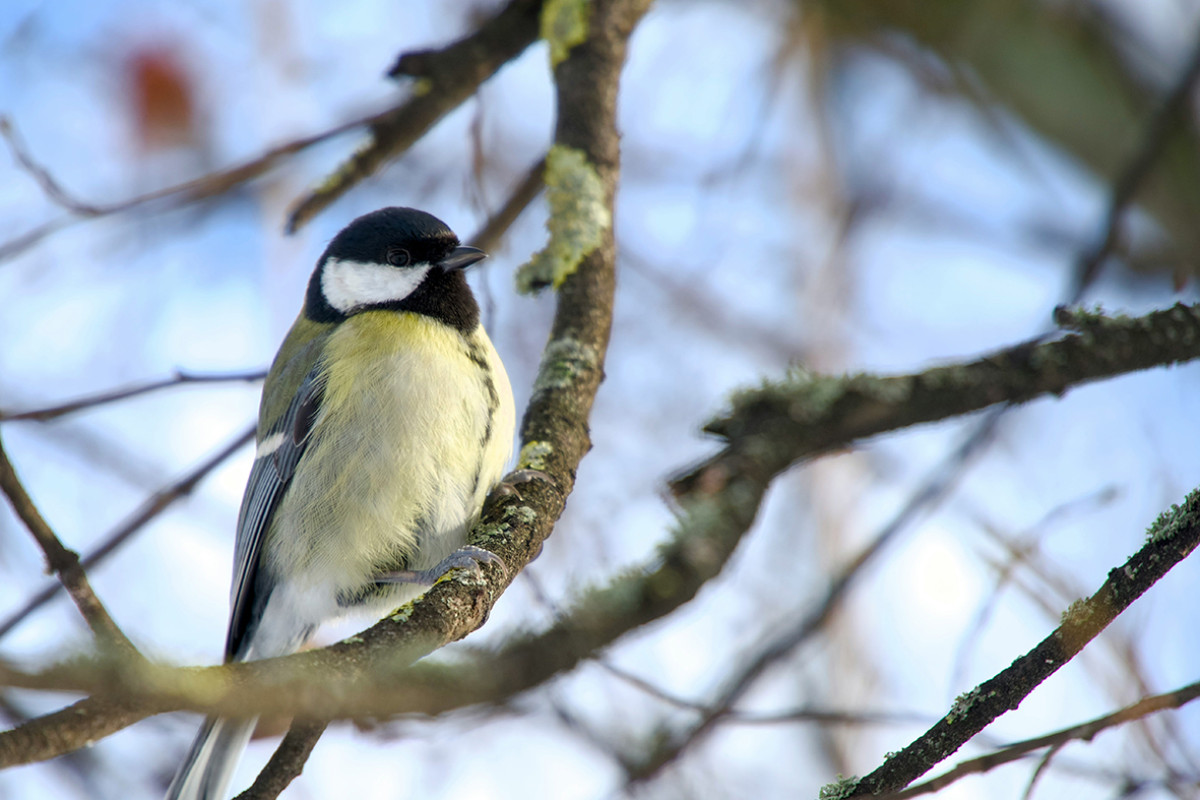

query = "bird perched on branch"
(167, 207), (515, 800)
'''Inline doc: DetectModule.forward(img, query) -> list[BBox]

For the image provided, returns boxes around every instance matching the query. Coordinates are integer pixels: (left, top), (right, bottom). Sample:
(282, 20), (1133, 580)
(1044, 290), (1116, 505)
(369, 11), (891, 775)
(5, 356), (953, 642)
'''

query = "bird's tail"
(164, 715), (257, 800)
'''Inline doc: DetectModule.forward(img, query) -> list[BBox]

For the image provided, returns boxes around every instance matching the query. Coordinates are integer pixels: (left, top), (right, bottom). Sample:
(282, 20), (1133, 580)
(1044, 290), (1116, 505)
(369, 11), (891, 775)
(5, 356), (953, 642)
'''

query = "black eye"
(386, 247), (411, 267)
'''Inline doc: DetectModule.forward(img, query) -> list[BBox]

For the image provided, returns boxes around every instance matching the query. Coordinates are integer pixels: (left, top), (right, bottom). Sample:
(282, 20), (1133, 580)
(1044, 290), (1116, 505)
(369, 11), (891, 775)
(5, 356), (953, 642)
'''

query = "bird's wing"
(225, 365), (324, 659)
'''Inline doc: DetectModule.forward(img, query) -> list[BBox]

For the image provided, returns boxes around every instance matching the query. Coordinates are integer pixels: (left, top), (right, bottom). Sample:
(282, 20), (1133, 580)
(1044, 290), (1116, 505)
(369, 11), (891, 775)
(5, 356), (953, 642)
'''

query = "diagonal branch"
(0, 111), (377, 264)
(626, 408), (1003, 785)
(846, 488), (1200, 796)
(0, 432), (134, 654)
(673, 302), (1200, 495)
(1071, 26), (1200, 297)
(0, 424), (255, 641)
(0, 370), (265, 422)
(886, 679), (1200, 799)
(233, 720), (328, 800)
(285, 0), (545, 232)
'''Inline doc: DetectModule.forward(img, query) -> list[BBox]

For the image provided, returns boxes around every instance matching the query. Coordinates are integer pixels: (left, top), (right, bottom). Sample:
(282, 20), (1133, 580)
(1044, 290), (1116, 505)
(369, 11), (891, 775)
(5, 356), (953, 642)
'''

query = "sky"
(2, 1), (1200, 798)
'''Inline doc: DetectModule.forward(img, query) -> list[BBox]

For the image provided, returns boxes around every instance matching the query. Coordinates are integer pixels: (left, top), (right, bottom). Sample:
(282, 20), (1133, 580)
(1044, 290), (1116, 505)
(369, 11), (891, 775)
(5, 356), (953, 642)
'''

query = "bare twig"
(847, 489), (1200, 796)
(285, 0), (545, 232)
(0, 117), (105, 215)
(233, 720), (328, 800)
(603, 662), (931, 728)
(0, 424), (256, 641)
(0, 432), (133, 653)
(465, 156), (546, 253)
(0, 370), (265, 422)
(884, 680), (1200, 800)
(1071, 27), (1200, 298)
(1020, 743), (1063, 800)
(627, 408), (1002, 785)
(0, 109), (381, 263)
(674, 303), (1200, 496)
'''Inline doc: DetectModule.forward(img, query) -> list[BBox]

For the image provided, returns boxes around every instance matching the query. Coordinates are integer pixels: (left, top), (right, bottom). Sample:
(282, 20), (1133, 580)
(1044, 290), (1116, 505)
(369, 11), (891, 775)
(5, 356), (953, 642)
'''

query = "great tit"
(166, 207), (515, 800)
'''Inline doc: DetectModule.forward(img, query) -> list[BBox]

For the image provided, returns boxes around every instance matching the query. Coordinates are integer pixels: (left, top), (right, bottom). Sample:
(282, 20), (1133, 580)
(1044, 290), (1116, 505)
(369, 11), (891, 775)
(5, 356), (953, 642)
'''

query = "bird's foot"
(375, 545), (508, 586)
(487, 468), (555, 505)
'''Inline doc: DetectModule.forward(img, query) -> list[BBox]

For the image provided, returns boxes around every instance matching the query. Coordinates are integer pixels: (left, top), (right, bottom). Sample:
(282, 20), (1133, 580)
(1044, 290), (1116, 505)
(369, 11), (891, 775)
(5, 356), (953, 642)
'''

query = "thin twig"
(883, 680), (1200, 799)
(1020, 743), (1063, 800)
(0, 431), (134, 653)
(466, 156), (546, 253)
(0, 117), (105, 215)
(628, 409), (1002, 785)
(848, 489), (1200, 796)
(1071, 28), (1200, 298)
(0, 370), (266, 422)
(0, 424), (256, 641)
(0, 109), (382, 263)
(285, 0), (544, 232)
(674, 302), (1200, 496)
(603, 662), (931, 728)
(233, 720), (329, 800)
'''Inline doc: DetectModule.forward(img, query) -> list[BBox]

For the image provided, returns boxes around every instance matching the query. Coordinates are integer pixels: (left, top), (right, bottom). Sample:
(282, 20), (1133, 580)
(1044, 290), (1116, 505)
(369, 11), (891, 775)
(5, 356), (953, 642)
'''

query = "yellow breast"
(266, 311), (514, 594)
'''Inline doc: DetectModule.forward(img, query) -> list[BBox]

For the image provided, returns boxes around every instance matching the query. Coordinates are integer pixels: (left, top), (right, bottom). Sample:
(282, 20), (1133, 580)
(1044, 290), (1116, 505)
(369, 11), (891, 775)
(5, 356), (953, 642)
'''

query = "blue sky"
(2, 1), (1199, 798)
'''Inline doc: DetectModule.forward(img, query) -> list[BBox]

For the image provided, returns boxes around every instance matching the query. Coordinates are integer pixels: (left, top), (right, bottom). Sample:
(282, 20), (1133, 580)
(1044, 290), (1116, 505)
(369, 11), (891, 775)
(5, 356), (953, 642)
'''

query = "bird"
(166, 207), (515, 800)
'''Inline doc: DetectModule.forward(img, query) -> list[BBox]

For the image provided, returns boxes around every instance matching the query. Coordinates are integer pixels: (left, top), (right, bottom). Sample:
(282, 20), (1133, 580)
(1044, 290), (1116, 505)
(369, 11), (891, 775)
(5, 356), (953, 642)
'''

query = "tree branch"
(846, 488), (1200, 796)
(883, 679), (1200, 799)
(233, 720), (328, 800)
(0, 370), (265, 422)
(0, 111), (378, 264)
(626, 409), (1002, 785)
(285, 0), (545, 232)
(0, 697), (147, 769)
(673, 302), (1200, 496)
(0, 431), (134, 653)
(0, 424), (256, 642)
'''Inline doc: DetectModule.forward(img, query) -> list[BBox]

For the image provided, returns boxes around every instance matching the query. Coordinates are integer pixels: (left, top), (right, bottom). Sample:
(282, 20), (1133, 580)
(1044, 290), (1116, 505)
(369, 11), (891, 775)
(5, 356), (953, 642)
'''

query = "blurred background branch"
(2, 1), (1200, 798)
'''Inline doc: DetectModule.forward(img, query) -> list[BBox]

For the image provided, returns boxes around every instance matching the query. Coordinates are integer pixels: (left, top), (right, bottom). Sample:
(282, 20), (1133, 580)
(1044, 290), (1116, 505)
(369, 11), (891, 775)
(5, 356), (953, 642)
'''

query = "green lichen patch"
(1060, 598), (1092, 626)
(388, 604), (415, 624)
(518, 441), (554, 471)
(1146, 490), (1200, 543)
(946, 686), (982, 723)
(1053, 303), (1109, 331)
(541, 0), (591, 69)
(516, 145), (610, 293)
(503, 504), (538, 525)
(533, 338), (600, 394)
(818, 774), (859, 800)
(471, 520), (511, 550)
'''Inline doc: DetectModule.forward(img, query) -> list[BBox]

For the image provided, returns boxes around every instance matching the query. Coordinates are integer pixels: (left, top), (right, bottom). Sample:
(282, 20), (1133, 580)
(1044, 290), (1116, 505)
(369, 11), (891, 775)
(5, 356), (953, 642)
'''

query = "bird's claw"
(375, 544), (508, 586)
(489, 468), (555, 505)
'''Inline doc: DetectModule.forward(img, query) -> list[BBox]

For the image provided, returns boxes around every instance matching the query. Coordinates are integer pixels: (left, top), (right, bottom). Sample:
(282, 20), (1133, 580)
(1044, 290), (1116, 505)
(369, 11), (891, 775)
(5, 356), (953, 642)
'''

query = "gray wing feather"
(225, 367), (323, 659)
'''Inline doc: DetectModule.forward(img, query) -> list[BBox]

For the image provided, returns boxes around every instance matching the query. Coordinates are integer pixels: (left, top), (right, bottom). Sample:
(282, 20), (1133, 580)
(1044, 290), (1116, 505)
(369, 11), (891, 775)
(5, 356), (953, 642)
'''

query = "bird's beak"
(439, 246), (487, 271)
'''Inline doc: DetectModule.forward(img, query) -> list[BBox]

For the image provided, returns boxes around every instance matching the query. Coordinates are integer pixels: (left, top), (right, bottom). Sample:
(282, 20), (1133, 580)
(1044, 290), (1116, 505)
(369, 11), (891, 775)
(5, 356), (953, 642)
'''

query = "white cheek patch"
(321, 258), (432, 314)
